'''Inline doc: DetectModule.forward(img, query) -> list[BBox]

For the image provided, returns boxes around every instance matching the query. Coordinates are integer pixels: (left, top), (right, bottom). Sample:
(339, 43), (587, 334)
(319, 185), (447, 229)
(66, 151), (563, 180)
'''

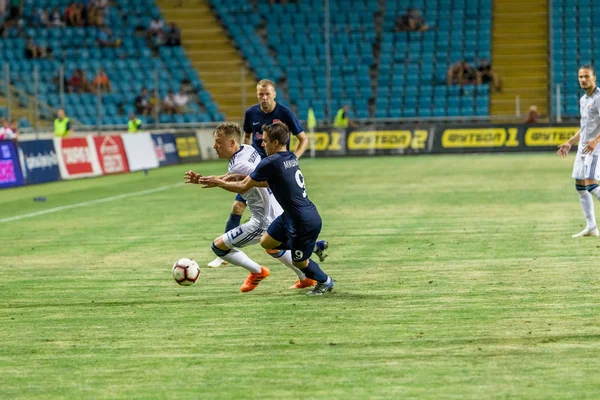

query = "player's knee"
(231, 201), (246, 215)
(211, 241), (230, 257)
(266, 249), (285, 258)
(260, 235), (276, 250)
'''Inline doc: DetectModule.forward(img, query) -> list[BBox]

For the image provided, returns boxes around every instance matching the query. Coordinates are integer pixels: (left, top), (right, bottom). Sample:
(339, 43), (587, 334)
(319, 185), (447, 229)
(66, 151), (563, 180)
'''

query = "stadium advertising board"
(18, 140), (61, 185)
(152, 133), (180, 166)
(196, 129), (219, 161)
(346, 129), (432, 155)
(289, 131), (346, 156)
(0, 140), (24, 189)
(93, 135), (130, 175)
(121, 133), (159, 172)
(175, 132), (202, 163)
(432, 125), (580, 153)
(54, 136), (102, 179)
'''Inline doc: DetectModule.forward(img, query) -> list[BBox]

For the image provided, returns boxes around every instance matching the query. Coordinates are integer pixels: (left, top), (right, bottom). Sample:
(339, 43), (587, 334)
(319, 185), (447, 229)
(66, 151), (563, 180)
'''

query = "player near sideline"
(185, 123), (325, 291)
(557, 65), (600, 237)
(208, 79), (310, 268)
(200, 123), (334, 295)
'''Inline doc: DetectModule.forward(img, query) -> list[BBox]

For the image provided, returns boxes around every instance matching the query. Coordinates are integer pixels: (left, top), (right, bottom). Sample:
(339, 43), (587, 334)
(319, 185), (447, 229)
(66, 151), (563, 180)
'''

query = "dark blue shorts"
(267, 213), (322, 262)
(234, 193), (247, 204)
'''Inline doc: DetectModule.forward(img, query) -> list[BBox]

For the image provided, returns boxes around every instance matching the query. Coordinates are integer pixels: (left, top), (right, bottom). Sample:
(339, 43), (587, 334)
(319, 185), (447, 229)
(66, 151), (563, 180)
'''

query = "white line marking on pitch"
(0, 183), (184, 224)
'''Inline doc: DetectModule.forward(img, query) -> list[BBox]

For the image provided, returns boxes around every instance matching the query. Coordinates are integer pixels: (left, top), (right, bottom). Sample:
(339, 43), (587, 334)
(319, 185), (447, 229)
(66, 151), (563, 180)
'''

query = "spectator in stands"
(0, 117), (18, 142)
(394, 8), (428, 32)
(93, 68), (111, 92)
(24, 37), (47, 59)
(447, 61), (477, 85)
(6, 0), (22, 22)
(476, 59), (502, 92)
(65, 2), (82, 27)
(78, 69), (93, 93)
(165, 23), (181, 46)
(162, 90), (177, 114)
(52, 70), (69, 91)
(68, 69), (81, 93)
(96, 27), (122, 47)
(524, 105), (540, 124)
(135, 88), (150, 115)
(128, 114), (142, 133)
(148, 17), (164, 37)
(0, 0), (5, 19)
(50, 7), (64, 27)
(30, 8), (49, 27)
(54, 109), (72, 138)
(174, 88), (189, 113)
(148, 89), (160, 117)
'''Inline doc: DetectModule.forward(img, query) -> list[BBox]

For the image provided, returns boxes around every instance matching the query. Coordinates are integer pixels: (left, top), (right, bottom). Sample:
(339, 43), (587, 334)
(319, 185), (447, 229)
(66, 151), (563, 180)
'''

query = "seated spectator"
(173, 88), (189, 113)
(0, 117), (18, 142)
(50, 7), (64, 27)
(52, 70), (69, 91)
(78, 69), (93, 93)
(394, 8), (429, 32)
(93, 68), (111, 92)
(68, 69), (82, 92)
(447, 61), (477, 85)
(25, 36), (42, 60)
(96, 27), (121, 47)
(65, 2), (82, 26)
(524, 105), (540, 124)
(148, 89), (160, 116)
(165, 22), (181, 46)
(30, 8), (48, 27)
(476, 59), (502, 92)
(148, 17), (164, 37)
(162, 90), (177, 114)
(135, 88), (150, 115)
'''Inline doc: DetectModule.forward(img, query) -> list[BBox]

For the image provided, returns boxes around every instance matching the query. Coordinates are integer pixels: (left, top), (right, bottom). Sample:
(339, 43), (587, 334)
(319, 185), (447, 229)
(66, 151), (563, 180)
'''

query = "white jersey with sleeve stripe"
(578, 87), (600, 155)
(228, 145), (282, 230)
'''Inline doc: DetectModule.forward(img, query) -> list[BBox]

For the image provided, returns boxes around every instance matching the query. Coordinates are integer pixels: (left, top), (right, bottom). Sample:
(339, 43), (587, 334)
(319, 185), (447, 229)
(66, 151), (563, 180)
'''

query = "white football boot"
(572, 227), (600, 238)
(207, 257), (229, 268)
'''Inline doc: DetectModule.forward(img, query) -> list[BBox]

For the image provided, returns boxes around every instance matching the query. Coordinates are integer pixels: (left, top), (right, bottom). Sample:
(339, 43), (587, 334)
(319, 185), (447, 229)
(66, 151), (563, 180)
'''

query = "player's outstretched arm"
(184, 170), (228, 184)
(557, 130), (580, 158)
(294, 132), (309, 158)
(199, 175), (268, 193)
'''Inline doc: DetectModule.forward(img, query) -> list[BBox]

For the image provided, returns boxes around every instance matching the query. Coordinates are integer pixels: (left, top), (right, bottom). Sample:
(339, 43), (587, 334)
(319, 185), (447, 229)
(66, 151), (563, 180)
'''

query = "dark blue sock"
(225, 213), (242, 233)
(301, 259), (329, 283)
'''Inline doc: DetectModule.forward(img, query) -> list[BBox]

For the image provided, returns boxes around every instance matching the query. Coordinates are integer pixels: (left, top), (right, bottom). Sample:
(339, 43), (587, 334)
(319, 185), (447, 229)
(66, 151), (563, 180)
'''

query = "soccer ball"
(172, 258), (200, 286)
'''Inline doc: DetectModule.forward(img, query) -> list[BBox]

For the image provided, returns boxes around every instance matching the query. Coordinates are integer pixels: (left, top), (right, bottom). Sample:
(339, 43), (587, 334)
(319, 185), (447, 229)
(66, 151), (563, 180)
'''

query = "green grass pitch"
(1, 154), (599, 399)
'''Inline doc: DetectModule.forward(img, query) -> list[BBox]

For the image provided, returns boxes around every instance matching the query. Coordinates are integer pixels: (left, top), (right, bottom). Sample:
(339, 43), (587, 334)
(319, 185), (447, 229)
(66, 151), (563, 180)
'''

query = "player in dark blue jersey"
(208, 79), (309, 268)
(200, 123), (334, 295)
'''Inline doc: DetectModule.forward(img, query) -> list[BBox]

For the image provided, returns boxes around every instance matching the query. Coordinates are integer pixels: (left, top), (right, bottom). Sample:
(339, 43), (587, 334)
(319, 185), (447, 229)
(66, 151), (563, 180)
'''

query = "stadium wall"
(0, 123), (579, 189)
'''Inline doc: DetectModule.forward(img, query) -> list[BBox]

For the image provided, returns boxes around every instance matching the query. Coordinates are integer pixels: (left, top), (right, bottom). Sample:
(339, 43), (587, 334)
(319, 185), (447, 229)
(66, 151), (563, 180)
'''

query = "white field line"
(0, 183), (184, 224)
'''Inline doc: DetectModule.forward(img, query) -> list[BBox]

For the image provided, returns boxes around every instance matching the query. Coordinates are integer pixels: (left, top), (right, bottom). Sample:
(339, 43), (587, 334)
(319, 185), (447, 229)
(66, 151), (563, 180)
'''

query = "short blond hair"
(214, 122), (242, 142)
(257, 79), (276, 90)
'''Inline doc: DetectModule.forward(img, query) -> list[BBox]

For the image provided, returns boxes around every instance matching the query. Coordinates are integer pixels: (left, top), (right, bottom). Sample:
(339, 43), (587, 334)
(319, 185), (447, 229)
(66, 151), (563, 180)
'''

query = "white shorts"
(572, 153), (600, 180)
(221, 218), (265, 249)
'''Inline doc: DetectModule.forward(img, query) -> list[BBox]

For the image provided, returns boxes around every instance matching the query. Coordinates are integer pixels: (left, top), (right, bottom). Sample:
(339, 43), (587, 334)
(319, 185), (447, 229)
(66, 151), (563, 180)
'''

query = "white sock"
(275, 251), (306, 280)
(590, 186), (600, 201)
(577, 189), (597, 229)
(221, 249), (262, 274)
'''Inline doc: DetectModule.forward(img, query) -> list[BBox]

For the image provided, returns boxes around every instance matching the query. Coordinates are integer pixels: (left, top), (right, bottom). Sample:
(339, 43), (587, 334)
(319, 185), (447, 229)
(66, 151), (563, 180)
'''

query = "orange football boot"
(240, 266), (270, 292)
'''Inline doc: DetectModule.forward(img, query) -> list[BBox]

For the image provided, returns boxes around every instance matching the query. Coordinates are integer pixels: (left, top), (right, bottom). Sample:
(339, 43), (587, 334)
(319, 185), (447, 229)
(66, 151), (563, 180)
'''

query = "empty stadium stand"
(551, 0), (600, 118)
(0, 0), (224, 126)
(211, 0), (492, 121)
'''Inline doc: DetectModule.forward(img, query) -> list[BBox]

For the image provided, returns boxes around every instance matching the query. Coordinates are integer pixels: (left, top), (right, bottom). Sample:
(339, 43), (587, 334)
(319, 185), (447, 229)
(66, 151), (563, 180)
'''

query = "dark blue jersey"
(243, 103), (304, 158)
(250, 151), (320, 227)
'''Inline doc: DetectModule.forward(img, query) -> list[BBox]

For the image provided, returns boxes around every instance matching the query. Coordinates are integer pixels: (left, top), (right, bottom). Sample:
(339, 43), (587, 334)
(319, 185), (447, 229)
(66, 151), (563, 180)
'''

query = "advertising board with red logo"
(93, 135), (130, 175)
(54, 136), (102, 179)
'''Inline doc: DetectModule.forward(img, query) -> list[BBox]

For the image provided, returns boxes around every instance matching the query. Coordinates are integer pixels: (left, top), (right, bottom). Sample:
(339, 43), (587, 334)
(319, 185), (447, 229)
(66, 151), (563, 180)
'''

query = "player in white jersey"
(185, 123), (319, 292)
(557, 65), (600, 237)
